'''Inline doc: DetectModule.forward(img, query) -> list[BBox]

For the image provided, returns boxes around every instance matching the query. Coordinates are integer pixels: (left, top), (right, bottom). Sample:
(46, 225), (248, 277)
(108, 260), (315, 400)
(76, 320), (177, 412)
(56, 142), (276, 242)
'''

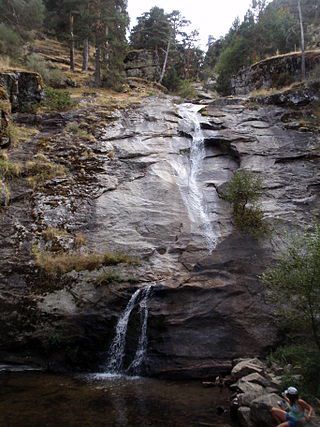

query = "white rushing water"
(106, 285), (153, 375)
(128, 285), (153, 375)
(177, 104), (218, 253)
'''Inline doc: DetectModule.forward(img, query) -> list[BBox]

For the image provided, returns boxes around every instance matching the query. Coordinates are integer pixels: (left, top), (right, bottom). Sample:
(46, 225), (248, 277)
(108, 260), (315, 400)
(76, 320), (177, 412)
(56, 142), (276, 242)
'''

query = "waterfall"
(177, 104), (218, 253)
(106, 285), (153, 375)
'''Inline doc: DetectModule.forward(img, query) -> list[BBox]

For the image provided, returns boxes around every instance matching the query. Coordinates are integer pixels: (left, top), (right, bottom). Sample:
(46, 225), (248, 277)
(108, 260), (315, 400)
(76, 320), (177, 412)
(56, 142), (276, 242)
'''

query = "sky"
(127, 0), (253, 50)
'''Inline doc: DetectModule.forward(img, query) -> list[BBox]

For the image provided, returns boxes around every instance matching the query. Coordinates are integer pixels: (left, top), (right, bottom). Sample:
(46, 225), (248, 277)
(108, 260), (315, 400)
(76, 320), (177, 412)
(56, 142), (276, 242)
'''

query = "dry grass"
(8, 123), (39, 146)
(250, 82), (302, 97)
(33, 247), (139, 274)
(42, 227), (69, 241)
(74, 233), (87, 248)
(0, 152), (21, 179)
(25, 153), (67, 188)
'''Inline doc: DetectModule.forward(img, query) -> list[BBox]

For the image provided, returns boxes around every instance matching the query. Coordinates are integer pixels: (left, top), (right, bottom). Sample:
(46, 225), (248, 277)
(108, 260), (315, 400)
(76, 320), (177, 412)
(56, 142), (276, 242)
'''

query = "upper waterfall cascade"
(177, 104), (218, 253)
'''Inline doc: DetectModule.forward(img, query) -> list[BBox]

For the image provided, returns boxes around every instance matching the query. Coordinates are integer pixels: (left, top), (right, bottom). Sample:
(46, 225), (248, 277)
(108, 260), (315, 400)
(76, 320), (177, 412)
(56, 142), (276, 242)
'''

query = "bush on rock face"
(221, 169), (268, 237)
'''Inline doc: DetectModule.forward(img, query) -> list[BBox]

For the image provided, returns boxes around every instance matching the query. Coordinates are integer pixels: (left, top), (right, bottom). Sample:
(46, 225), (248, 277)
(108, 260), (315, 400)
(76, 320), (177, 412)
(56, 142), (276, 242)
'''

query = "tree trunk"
(298, 0), (306, 81)
(94, 42), (101, 86)
(69, 13), (75, 72)
(159, 38), (171, 84)
(82, 38), (89, 72)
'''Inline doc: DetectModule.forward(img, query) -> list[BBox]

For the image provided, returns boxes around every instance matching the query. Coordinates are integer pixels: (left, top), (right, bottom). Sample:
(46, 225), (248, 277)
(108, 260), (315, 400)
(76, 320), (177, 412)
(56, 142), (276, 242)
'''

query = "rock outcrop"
(0, 89), (319, 375)
(0, 85), (11, 149)
(124, 49), (160, 81)
(231, 50), (320, 95)
(0, 71), (43, 113)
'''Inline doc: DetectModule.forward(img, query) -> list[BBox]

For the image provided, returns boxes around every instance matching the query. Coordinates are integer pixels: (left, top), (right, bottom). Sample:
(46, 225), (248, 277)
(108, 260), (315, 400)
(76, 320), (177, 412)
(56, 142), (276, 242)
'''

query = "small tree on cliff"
(262, 226), (320, 353)
(221, 169), (267, 236)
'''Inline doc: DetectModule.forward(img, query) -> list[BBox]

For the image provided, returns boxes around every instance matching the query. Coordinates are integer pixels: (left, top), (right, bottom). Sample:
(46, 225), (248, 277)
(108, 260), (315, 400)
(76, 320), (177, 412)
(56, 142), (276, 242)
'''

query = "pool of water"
(0, 371), (235, 426)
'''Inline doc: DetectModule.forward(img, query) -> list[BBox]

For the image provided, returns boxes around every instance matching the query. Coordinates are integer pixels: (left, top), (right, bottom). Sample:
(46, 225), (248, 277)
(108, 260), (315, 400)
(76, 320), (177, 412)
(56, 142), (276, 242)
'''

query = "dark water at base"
(0, 372), (235, 427)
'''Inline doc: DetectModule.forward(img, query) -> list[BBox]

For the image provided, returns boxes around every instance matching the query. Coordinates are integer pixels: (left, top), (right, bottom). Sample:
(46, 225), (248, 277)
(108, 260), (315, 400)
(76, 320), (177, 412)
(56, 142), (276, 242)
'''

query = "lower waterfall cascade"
(105, 285), (153, 375)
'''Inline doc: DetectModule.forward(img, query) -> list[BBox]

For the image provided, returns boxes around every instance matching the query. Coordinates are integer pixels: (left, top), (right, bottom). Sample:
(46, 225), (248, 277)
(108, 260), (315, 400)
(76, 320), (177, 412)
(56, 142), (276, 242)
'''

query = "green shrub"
(177, 80), (196, 99)
(268, 345), (320, 398)
(221, 169), (267, 236)
(0, 24), (21, 59)
(262, 225), (320, 352)
(162, 67), (181, 92)
(271, 72), (294, 89)
(42, 87), (74, 111)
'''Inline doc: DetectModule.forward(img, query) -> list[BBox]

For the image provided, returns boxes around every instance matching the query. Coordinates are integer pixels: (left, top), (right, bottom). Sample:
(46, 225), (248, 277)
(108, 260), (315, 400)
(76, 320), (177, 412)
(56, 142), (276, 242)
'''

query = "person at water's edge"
(271, 386), (314, 427)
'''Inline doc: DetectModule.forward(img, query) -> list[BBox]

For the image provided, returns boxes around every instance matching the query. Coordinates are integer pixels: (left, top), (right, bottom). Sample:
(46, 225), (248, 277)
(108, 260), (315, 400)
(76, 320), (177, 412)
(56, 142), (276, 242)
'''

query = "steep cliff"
(0, 83), (319, 376)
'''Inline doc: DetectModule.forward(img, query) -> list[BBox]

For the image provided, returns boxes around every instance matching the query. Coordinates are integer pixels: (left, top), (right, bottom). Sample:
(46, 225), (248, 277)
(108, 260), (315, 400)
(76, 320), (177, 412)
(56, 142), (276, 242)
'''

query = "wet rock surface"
(0, 92), (320, 376)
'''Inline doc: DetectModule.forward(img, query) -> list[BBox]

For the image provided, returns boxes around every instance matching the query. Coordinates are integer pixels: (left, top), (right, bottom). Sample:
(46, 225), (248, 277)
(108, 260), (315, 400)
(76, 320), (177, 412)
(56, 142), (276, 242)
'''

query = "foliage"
(42, 87), (74, 111)
(268, 345), (320, 398)
(177, 80), (196, 99)
(162, 67), (181, 91)
(0, 0), (45, 33)
(130, 6), (202, 87)
(26, 54), (65, 88)
(221, 169), (267, 236)
(262, 225), (320, 352)
(0, 24), (22, 58)
(208, 0), (302, 94)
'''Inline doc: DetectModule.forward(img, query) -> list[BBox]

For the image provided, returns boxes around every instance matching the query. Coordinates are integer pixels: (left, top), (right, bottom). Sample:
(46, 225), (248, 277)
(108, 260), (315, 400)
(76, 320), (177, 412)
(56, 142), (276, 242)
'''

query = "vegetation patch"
(33, 247), (139, 275)
(42, 87), (74, 112)
(26, 53), (65, 88)
(177, 80), (196, 99)
(8, 123), (39, 146)
(66, 122), (95, 141)
(262, 225), (320, 397)
(221, 169), (268, 237)
(25, 154), (67, 188)
(0, 152), (21, 179)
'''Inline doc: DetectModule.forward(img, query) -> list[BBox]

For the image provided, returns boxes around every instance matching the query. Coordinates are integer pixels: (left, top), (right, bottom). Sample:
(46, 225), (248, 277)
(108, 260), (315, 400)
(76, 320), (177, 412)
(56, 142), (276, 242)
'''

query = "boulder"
(250, 393), (282, 427)
(238, 406), (254, 427)
(0, 71), (43, 112)
(232, 358), (267, 380)
(124, 49), (160, 81)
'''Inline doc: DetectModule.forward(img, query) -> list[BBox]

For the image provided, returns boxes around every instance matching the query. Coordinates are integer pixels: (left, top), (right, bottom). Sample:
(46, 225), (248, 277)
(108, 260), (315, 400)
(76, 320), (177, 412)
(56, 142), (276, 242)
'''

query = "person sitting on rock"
(271, 386), (314, 427)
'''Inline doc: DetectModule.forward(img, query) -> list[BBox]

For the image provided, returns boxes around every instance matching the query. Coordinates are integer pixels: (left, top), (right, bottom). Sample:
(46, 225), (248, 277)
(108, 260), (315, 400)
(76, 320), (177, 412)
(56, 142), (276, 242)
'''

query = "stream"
(0, 371), (234, 426)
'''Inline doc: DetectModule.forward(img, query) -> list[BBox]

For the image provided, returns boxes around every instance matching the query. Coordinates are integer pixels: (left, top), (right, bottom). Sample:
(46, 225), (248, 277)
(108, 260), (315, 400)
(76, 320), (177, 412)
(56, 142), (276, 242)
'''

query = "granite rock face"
(0, 71), (43, 113)
(124, 49), (160, 81)
(231, 50), (320, 95)
(0, 93), (319, 376)
(0, 85), (11, 149)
